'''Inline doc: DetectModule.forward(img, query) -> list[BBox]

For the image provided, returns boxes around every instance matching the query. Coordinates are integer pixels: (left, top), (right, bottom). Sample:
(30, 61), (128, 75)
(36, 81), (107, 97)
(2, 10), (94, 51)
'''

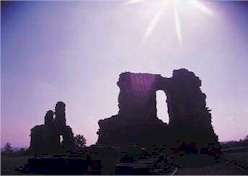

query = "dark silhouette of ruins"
(29, 69), (219, 155)
(97, 69), (219, 150)
(30, 101), (74, 154)
(23, 69), (223, 174)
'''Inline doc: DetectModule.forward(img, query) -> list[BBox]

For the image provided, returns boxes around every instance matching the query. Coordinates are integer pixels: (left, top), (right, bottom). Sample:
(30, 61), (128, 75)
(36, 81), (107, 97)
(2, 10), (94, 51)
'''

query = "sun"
(125, 0), (214, 44)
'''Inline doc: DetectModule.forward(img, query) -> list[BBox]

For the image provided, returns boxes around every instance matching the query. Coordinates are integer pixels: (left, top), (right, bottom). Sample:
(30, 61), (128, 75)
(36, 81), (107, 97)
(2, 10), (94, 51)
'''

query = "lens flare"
(144, 7), (164, 40)
(174, 6), (182, 44)
(125, 0), (213, 44)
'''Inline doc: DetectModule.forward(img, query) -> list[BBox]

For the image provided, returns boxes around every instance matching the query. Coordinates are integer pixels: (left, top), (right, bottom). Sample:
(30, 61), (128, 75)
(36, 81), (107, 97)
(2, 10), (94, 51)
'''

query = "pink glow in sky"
(1, 1), (248, 147)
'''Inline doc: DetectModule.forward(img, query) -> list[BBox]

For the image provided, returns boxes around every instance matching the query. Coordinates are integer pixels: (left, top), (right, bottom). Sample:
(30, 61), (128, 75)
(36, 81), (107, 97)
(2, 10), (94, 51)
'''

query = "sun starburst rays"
(144, 7), (164, 40)
(125, 0), (144, 5)
(125, 0), (213, 44)
(190, 0), (213, 16)
(174, 6), (182, 44)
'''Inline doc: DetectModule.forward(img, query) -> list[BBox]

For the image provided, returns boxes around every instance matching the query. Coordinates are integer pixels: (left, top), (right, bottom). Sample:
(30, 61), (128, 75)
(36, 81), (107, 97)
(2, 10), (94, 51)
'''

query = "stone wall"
(30, 102), (75, 155)
(97, 69), (218, 148)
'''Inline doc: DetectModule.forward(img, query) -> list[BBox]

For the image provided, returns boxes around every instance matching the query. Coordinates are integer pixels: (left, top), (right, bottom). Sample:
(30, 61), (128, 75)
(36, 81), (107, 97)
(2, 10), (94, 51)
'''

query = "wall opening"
(60, 135), (63, 144)
(156, 90), (169, 124)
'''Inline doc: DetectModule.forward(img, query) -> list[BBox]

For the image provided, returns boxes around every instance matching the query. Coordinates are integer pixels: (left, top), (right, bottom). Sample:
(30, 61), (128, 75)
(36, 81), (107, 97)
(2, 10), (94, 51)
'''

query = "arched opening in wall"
(60, 135), (63, 144)
(156, 90), (169, 124)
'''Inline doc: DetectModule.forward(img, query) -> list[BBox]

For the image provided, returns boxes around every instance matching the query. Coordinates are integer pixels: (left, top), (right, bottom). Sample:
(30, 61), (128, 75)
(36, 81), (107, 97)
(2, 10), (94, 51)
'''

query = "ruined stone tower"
(30, 102), (75, 154)
(97, 69), (218, 149)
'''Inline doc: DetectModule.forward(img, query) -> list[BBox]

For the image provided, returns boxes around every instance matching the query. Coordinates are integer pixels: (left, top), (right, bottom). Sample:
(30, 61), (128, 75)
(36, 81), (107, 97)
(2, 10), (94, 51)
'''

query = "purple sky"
(1, 1), (248, 147)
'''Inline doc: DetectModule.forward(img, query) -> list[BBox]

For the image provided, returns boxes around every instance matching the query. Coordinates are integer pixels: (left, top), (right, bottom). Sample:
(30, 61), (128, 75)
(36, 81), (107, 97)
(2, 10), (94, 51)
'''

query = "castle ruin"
(30, 102), (74, 154)
(97, 69), (218, 149)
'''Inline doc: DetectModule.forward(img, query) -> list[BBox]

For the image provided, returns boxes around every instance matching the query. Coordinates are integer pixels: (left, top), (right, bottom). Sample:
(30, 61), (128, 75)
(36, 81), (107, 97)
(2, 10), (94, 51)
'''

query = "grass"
(224, 151), (248, 169)
(1, 151), (248, 175)
(1, 155), (30, 175)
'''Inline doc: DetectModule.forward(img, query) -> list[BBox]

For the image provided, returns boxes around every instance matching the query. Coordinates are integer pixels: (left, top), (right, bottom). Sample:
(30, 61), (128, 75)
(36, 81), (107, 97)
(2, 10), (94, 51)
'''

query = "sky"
(1, 1), (248, 148)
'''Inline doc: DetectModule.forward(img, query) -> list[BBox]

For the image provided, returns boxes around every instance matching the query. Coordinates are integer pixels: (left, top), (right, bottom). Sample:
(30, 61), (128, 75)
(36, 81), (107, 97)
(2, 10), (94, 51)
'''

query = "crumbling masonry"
(97, 69), (219, 149)
(30, 102), (74, 154)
